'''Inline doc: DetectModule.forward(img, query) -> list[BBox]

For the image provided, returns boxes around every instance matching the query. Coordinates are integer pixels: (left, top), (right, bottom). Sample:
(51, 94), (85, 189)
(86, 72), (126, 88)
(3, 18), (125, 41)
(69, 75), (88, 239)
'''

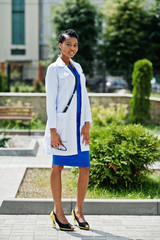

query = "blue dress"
(52, 65), (90, 167)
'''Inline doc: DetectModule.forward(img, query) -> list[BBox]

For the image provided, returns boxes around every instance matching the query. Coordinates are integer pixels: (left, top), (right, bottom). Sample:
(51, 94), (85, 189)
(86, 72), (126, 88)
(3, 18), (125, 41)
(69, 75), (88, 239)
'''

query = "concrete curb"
(0, 198), (160, 215)
(0, 129), (45, 136)
(0, 140), (39, 156)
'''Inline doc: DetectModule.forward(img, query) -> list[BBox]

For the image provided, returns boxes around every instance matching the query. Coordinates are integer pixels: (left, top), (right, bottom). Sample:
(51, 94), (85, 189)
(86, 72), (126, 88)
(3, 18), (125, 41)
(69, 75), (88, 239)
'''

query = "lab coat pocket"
(59, 72), (70, 80)
(56, 112), (67, 142)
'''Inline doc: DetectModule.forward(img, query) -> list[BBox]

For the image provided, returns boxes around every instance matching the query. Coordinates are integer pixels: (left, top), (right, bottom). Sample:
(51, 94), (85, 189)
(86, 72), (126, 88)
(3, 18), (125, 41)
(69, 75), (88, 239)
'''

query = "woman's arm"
(81, 121), (90, 146)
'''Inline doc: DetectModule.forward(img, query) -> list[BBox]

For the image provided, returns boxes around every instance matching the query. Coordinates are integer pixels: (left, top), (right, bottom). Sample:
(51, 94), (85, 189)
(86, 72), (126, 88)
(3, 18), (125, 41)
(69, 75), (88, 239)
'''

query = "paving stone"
(12, 225), (25, 230)
(10, 231), (34, 236)
(21, 237), (34, 240)
(0, 237), (11, 240)
(1, 225), (13, 229)
(26, 215), (38, 220)
(24, 223), (36, 229)
(16, 216), (27, 220)
(4, 220), (16, 225)
(0, 229), (12, 236)
(9, 237), (22, 240)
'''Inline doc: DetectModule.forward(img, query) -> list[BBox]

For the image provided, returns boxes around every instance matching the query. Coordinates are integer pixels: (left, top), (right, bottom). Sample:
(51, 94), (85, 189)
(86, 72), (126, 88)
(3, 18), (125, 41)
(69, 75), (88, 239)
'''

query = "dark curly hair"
(58, 29), (79, 43)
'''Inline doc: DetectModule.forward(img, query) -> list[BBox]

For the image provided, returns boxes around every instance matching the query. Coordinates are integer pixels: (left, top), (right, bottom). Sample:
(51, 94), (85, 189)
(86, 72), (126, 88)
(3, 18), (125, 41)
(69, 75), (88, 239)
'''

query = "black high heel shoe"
(72, 209), (90, 230)
(50, 210), (74, 231)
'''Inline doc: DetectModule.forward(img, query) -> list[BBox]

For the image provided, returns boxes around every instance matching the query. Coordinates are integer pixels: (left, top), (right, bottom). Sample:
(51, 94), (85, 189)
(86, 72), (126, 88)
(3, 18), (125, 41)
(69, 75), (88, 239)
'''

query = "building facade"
(0, 0), (39, 81)
(0, 0), (105, 82)
(0, 0), (155, 83)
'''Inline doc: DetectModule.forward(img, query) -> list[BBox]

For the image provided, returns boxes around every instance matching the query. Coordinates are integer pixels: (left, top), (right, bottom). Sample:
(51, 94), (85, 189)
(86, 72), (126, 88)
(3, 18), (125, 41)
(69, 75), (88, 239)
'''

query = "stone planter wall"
(0, 93), (160, 124)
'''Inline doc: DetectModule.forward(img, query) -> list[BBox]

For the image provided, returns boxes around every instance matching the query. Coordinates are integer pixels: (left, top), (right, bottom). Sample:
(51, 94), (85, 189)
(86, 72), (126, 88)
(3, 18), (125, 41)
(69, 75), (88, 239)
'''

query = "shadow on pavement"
(53, 227), (137, 240)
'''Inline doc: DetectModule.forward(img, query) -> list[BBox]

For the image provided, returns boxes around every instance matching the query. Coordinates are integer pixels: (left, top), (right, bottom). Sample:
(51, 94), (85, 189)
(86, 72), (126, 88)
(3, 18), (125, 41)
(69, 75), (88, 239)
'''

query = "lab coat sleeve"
(84, 82), (92, 124)
(78, 63), (92, 124)
(45, 64), (58, 129)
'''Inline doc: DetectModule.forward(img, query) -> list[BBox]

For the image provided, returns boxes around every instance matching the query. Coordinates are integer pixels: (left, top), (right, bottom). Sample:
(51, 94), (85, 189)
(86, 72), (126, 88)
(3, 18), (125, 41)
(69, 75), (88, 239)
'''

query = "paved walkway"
(0, 214), (160, 240)
(0, 137), (51, 206)
(0, 136), (160, 240)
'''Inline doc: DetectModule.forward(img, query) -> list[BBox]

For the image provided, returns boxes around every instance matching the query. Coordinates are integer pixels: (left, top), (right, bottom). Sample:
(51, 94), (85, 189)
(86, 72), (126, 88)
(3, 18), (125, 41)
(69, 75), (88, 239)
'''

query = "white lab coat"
(43, 57), (92, 156)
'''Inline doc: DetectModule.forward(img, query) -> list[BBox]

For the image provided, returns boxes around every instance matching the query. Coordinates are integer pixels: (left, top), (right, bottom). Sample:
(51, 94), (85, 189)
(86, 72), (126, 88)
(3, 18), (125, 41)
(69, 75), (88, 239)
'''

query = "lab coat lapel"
(70, 58), (82, 75)
(56, 57), (75, 79)
(64, 65), (75, 79)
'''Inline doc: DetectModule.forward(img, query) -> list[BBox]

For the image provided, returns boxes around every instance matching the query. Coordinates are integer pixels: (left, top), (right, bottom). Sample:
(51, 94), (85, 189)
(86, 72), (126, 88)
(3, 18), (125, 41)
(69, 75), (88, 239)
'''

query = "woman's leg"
(50, 164), (69, 224)
(75, 166), (90, 224)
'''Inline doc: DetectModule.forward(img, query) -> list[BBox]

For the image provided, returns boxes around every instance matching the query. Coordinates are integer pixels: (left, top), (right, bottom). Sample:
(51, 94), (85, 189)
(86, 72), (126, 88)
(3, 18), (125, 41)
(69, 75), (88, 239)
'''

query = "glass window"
(12, 0), (25, 45)
(11, 49), (25, 55)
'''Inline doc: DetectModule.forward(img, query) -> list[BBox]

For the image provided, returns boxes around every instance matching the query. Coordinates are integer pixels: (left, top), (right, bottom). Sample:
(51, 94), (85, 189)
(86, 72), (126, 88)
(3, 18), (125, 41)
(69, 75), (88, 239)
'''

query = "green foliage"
(10, 81), (45, 93)
(0, 72), (8, 92)
(32, 79), (44, 92)
(130, 59), (153, 123)
(89, 124), (160, 188)
(147, 0), (160, 70)
(50, 0), (102, 76)
(102, 0), (159, 72)
(0, 118), (45, 130)
(86, 171), (160, 198)
(91, 104), (128, 126)
(0, 133), (10, 148)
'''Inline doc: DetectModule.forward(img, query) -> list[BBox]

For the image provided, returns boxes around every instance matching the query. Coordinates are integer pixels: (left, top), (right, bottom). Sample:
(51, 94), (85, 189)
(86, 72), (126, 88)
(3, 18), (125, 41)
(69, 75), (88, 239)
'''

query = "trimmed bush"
(130, 59), (153, 124)
(89, 124), (160, 188)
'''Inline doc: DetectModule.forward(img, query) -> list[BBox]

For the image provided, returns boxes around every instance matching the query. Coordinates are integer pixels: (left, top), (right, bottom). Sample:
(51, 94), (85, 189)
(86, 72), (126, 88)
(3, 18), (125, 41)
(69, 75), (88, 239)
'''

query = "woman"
(43, 29), (92, 231)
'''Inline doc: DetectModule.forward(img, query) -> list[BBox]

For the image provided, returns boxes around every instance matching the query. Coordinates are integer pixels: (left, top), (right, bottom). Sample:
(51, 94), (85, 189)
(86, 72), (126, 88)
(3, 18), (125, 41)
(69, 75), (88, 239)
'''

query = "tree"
(50, 0), (102, 76)
(130, 59), (153, 124)
(147, 0), (160, 70)
(102, 0), (151, 72)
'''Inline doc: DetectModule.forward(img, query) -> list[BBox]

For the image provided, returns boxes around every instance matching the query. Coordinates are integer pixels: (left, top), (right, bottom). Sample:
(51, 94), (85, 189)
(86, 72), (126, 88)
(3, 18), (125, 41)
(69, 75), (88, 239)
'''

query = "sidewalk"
(0, 135), (160, 240)
(0, 136), (51, 207)
(0, 214), (160, 240)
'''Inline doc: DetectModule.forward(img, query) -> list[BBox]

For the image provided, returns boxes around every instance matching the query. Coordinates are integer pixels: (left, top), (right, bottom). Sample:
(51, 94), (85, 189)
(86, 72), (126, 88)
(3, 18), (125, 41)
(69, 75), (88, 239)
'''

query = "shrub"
(130, 59), (153, 124)
(10, 80), (45, 93)
(33, 79), (43, 92)
(89, 123), (160, 188)
(0, 72), (8, 92)
(91, 104), (128, 127)
(0, 132), (10, 148)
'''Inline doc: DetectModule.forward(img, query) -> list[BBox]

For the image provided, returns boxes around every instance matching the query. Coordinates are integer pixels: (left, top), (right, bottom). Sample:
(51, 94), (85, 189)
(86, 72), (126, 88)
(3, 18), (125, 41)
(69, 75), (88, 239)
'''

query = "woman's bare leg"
(75, 167), (90, 225)
(50, 164), (69, 224)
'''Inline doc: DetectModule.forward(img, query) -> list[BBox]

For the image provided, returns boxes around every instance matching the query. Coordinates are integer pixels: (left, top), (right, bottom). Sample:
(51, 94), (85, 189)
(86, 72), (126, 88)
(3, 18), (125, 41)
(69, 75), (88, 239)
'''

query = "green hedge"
(89, 124), (160, 188)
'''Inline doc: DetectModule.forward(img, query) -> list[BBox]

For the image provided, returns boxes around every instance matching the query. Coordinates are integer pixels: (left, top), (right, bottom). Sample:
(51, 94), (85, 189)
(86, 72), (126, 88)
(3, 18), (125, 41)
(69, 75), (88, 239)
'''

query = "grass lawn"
(144, 124), (160, 135)
(16, 168), (160, 199)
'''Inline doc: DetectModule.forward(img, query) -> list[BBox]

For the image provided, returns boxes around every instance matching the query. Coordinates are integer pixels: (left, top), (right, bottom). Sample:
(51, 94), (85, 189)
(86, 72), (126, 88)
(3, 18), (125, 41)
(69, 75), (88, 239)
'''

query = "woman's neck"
(59, 54), (70, 66)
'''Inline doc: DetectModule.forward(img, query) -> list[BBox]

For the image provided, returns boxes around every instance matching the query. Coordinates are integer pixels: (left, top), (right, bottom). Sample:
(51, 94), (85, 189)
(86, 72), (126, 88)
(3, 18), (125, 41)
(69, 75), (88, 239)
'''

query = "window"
(12, 0), (25, 45)
(11, 49), (26, 55)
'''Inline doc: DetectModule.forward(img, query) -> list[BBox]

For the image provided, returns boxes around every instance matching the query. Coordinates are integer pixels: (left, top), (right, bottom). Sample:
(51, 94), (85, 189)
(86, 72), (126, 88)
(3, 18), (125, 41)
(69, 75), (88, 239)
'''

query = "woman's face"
(59, 35), (78, 59)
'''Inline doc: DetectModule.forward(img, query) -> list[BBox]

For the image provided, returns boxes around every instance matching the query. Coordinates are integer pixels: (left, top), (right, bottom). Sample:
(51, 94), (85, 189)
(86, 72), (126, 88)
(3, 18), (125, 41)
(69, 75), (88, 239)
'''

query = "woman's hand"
(81, 122), (90, 146)
(50, 128), (62, 148)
